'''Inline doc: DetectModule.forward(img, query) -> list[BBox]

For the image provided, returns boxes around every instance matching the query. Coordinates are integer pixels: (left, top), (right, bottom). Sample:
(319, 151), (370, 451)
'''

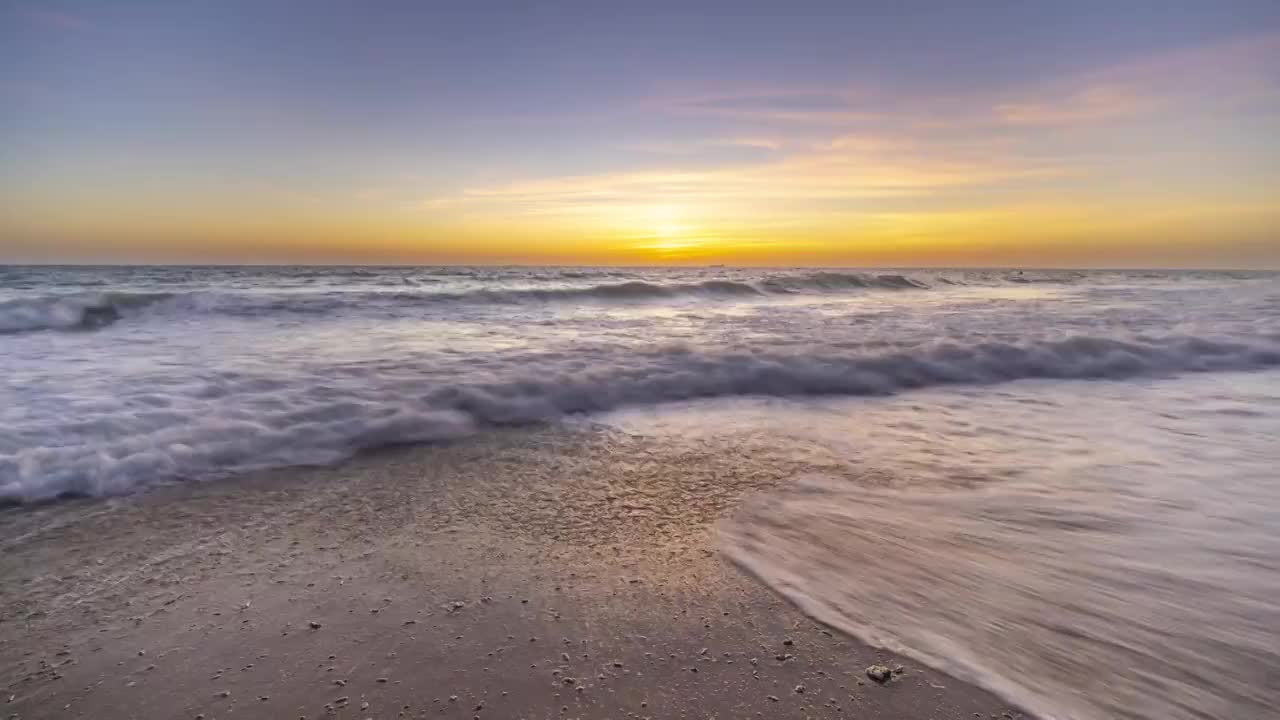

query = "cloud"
(673, 91), (856, 114)
(662, 89), (881, 124)
(989, 31), (1280, 127)
(653, 31), (1280, 133)
(427, 31), (1278, 231)
(727, 137), (785, 151)
(22, 8), (93, 33)
(1093, 31), (1280, 101)
(622, 136), (787, 156)
(993, 85), (1151, 127)
(428, 133), (1073, 222)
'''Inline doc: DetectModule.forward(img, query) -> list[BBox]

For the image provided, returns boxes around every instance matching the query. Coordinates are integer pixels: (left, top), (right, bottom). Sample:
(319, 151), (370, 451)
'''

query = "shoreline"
(0, 426), (1028, 719)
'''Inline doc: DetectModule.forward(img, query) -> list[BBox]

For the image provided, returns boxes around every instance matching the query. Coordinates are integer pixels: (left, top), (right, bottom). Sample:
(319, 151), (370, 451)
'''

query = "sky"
(1, 0), (1279, 267)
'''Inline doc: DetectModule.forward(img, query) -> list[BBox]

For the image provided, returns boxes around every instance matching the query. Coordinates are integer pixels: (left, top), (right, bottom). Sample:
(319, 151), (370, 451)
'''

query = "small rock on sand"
(866, 664), (893, 683)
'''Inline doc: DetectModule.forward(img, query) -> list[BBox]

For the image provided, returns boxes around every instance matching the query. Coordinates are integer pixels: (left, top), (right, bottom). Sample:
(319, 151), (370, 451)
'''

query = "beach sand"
(0, 424), (1026, 719)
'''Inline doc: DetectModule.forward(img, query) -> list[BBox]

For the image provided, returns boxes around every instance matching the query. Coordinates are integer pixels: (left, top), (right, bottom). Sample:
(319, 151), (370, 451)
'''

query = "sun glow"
(654, 221), (688, 238)
(607, 203), (710, 256)
(645, 204), (689, 238)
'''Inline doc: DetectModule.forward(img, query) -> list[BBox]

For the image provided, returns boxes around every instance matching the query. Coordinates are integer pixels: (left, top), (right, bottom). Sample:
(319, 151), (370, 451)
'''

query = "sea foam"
(0, 272), (997, 334)
(4, 331), (1278, 503)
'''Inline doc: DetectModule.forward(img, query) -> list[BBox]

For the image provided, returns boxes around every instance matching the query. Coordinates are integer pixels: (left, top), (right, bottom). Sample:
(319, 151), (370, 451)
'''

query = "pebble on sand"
(308, 621), (322, 629)
(865, 665), (893, 683)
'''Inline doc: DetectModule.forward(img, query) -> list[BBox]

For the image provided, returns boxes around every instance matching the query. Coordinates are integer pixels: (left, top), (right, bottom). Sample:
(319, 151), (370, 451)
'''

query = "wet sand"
(0, 425), (1026, 719)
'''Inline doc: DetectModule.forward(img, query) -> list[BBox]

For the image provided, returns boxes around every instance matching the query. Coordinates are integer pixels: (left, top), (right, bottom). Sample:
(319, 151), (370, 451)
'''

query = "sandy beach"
(6, 0), (1280, 714)
(0, 424), (1024, 720)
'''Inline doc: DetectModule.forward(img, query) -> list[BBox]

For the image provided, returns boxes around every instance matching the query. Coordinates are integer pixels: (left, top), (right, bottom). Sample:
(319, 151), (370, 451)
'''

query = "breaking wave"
(0, 273), (945, 334)
(4, 331), (1278, 503)
(0, 292), (173, 334)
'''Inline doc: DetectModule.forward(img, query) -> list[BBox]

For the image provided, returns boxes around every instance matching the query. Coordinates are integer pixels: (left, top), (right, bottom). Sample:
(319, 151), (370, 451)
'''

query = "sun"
(648, 204), (688, 238)
(605, 203), (710, 256)
(654, 221), (687, 238)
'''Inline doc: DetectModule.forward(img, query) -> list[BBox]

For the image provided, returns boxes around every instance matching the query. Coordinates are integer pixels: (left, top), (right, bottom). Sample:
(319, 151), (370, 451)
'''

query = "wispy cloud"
(428, 134), (1074, 223)
(621, 136), (789, 156)
(662, 89), (881, 124)
(993, 85), (1151, 127)
(672, 90), (857, 115)
(652, 31), (1280, 133)
(989, 31), (1280, 127)
(1088, 30), (1280, 101)
(728, 136), (786, 151)
(22, 7), (94, 33)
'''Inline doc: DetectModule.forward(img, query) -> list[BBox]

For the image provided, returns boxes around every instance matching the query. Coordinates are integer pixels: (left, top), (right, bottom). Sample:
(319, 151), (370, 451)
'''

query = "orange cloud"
(429, 139), (1071, 221)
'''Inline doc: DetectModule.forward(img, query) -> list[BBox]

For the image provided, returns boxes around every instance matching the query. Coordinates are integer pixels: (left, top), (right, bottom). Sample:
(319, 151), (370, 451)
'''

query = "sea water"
(2, 265), (1278, 718)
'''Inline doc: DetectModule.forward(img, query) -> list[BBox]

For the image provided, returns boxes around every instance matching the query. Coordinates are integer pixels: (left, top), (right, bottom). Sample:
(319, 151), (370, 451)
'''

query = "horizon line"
(2, 261), (1277, 272)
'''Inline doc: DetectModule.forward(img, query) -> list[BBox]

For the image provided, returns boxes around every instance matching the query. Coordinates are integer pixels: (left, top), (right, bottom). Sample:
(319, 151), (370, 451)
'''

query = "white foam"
(722, 453), (1280, 720)
(0, 272), (995, 334)
(3, 332), (1278, 503)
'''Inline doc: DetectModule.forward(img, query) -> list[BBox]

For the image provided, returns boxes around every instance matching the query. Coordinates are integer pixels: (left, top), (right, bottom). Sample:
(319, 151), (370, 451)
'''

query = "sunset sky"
(2, 1), (1279, 267)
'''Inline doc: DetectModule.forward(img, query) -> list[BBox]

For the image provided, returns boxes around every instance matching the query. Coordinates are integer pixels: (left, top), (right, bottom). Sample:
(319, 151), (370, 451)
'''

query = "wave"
(0, 292), (174, 334)
(459, 278), (764, 302)
(4, 331), (1278, 503)
(721, 468), (1280, 720)
(417, 273), (933, 303)
(0, 273), (945, 334)
(760, 272), (930, 292)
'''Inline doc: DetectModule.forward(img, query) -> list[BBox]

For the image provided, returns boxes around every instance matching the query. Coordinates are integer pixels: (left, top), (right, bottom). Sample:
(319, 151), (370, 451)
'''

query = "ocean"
(2, 264), (1278, 719)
